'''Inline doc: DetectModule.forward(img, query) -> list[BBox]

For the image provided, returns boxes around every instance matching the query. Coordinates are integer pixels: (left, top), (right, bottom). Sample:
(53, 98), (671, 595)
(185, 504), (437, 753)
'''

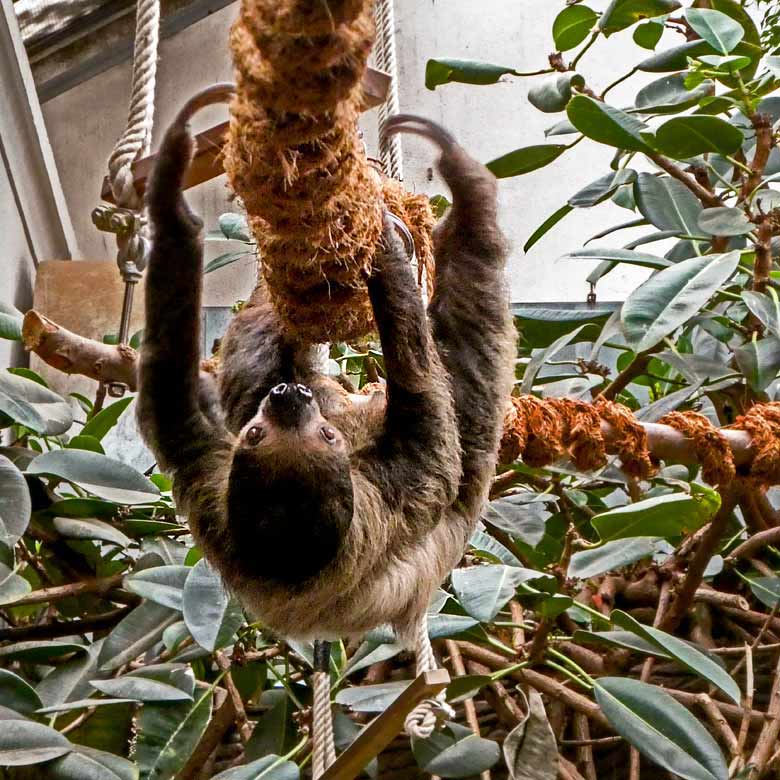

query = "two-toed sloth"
(138, 87), (515, 643)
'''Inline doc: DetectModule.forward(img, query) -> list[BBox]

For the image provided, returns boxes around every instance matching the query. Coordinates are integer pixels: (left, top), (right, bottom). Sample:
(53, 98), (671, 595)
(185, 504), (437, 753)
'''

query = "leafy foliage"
(0, 2), (780, 779)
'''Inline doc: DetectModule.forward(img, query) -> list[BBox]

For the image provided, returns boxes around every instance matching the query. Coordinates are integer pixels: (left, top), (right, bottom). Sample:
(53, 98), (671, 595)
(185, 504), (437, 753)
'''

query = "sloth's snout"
(265, 383), (314, 428)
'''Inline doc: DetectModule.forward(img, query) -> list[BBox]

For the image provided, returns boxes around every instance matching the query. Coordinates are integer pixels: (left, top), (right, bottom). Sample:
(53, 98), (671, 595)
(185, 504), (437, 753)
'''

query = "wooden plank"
(321, 669), (450, 780)
(100, 67), (391, 205)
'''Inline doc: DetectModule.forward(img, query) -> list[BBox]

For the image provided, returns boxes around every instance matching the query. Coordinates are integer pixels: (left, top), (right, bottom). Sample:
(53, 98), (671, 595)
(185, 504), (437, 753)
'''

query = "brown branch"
(455, 642), (610, 730)
(0, 606), (131, 642)
(176, 688), (236, 780)
(649, 154), (722, 208)
(748, 653), (780, 777)
(598, 352), (653, 401)
(22, 310), (138, 390)
(727, 527), (780, 562)
(696, 693), (739, 757)
(753, 216), (774, 295)
(659, 488), (740, 633)
(740, 113), (774, 203)
(668, 688), (770, 730)
(7, 573), (126, 607)
(215, 651), (253, 745)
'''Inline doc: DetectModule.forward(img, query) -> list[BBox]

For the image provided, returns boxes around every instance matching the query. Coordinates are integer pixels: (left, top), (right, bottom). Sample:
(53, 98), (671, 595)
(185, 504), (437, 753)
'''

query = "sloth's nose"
(269, 383), (312, 401)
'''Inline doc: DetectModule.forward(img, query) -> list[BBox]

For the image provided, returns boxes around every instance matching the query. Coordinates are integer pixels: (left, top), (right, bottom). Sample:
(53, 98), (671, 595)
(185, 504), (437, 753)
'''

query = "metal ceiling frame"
(37, 0), (236, 103)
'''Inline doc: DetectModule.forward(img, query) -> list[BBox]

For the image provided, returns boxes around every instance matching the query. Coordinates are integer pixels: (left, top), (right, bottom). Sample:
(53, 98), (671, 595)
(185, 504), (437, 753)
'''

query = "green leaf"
(427, 614), (480, 640)
(413, 722), (501, 778)
(0, 455), (31, 546)
(639, 39), (760, 74)
(212, 755), (299, 780)
(124, 565), (190, 611)
(594, 678), (727, 780)
(568, 537), (663, 579)
(741, 291), (780, 338)
(446, 675), (492, 704)
(528, 73), (585, 113)
(425, 59), (517, 90)
(0, 719), (72, 766)
(524, 205), (573, 252)
(621, 251), (741, 351)
(67, 435), (105, 454)
(53, 516), (132, 548)
(734, 337), (780, 392)
(182, 559), (244, 652)
(0, 640), (87, 663)
(0, 302), (23, 341)
(502, 689), (558, 780)
(81, 397), (133, 441)
(599, 0), (681, 35)
(568, 169), (637, 208)
(37, 642), (104, 708)
(635, 73), (714, 115)
(553, 5), (598, 51)
(41, 746), (138, 780)
(0, 563), (32, 605)
(685, 8), (744, 54)
(28, 449), (160, 505)
(90, 676), (193, 703)
(567, 96), (653, 153)
(486, 145), (567, 178)
(470, 528), (523, 567)
(654, 116), (743, 158)
(560, 247), (669, 270)
(698, 207), (752, 237)
(99, 601), (180, 672)
(0, 370), (73, 435)
(591, 491), (720, 543)
(336, 681), (410, 713)
(744, 576), (780, 609)
(136, 685), (213, 780)
(204, 251), (252, 275)
(576, 629), (673, 658)
(218, 213), (251, 242)
(0, 669), (43, 716)
(37, 698), (136, 714)
(634, 173), (703, 234)
(520, 324), (590, 394)
(611, 610), (740, 704)
(451, 565), (556, 623)
(245, 691), (299, 762)
(633, 20), (664, 50)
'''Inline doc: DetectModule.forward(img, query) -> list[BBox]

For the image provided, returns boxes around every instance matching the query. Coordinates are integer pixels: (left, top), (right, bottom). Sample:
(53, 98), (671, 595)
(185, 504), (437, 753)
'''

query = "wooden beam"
(321, 669), (450, 780)
(100, 67), (391, 205)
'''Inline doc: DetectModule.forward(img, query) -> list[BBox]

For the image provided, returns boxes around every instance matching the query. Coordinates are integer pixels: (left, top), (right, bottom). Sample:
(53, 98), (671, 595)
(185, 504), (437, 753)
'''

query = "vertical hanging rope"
(107, 0), (161, 208)
(404, 613), (455, 739)
(374, 0), (404, 180)
(312, 670), (336, 779)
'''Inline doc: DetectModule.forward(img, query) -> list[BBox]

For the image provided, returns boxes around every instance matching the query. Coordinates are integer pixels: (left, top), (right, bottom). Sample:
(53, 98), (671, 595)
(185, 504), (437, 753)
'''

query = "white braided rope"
(107, 0), (160, 208)
(374, 0), (403, 181)
(312, 671), (336, 779)
(404, 614), (455, 739)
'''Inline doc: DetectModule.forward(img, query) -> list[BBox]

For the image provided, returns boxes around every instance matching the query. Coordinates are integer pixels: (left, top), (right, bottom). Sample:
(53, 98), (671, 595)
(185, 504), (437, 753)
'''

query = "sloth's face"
(226, 382), (354, 584)
(239, 382), (347, 456)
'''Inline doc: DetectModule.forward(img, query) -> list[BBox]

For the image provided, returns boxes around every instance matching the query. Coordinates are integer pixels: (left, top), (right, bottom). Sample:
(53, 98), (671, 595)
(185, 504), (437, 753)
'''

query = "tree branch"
(649, 154), (722, 208)
(0, 606), (131, 642)
(22, 310), (138, 390)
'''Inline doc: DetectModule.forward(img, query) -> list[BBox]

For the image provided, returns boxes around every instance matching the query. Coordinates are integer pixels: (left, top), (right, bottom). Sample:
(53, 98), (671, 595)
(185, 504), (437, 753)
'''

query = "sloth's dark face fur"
(226, 383), (354, 586)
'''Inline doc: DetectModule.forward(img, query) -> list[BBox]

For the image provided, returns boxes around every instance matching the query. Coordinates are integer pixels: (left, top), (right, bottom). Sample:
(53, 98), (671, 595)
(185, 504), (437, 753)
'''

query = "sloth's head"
(225, 383), (354, 584)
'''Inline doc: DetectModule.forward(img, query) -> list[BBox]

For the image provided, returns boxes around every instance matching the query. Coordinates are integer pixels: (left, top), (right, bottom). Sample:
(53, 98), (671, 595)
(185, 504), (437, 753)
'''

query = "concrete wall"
(0, 0), (77, 371)
(39, 0), (671, 312)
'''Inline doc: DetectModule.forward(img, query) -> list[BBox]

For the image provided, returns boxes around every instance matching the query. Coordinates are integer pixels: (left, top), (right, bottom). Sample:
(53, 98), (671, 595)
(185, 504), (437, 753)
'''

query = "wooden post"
(321, 669), (450, 780)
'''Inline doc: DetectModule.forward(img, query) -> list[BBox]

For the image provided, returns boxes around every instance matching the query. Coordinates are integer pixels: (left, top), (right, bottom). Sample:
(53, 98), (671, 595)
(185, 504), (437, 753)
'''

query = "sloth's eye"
(246, 426), (264, 446)
(320, 426), (337, 444)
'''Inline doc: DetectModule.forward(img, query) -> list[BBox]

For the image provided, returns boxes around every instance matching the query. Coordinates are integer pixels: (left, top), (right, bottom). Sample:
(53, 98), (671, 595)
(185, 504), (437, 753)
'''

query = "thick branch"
(659, 488), (740, 633)
(649, 154), (722, 208)
(598, 352), (653, 401)
(0, 606), (131, 642)
(753, 217), (774, 295)
(727, 527), (780, 562)
(23, 310), (138, 390)
(740, 113), (774, 203)
(7, 573), (126, 607)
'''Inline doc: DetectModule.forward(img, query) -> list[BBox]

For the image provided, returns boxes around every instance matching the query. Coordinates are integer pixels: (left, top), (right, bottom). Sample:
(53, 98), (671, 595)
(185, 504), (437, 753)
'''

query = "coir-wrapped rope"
(660, 411), (735, 486)
(729, 402), (780, 486)
(224, 0), (435, 343)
